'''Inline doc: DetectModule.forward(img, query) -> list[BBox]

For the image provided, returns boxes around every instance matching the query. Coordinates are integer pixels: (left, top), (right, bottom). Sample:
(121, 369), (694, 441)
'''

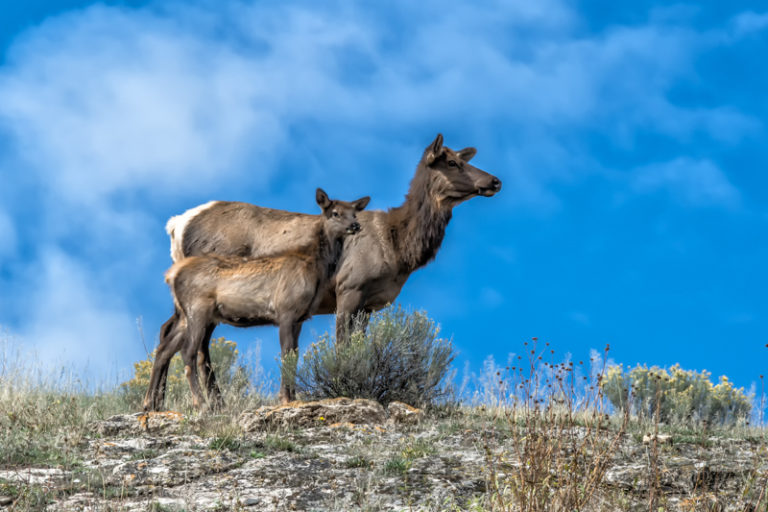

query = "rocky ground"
(1, 398), (766, 511)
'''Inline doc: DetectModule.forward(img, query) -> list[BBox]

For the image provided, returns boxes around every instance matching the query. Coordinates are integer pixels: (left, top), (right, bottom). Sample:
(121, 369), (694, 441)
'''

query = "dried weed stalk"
(484, 340), (627, 512)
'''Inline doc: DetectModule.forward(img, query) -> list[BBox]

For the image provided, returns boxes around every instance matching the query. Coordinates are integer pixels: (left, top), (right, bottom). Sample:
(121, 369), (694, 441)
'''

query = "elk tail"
(165, 200), (218, 263)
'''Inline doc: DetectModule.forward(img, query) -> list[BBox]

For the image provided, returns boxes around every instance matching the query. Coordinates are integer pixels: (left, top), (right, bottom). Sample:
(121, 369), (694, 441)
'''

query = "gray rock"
(94, 411), (186, 436)
(239, 398), (387, 430)
(387, 401), (424, 424)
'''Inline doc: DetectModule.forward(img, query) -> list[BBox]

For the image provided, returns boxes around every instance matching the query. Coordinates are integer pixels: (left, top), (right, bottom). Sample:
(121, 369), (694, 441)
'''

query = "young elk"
(143, 189), (369, 410)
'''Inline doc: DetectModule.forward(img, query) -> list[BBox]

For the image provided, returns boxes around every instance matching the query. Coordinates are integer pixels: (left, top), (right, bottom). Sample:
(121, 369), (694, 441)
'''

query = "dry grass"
(0, 340), (128, 469)
(478, 340), (628, 511)
(0, 337), (276, 510)
(470, 339), (768, 512)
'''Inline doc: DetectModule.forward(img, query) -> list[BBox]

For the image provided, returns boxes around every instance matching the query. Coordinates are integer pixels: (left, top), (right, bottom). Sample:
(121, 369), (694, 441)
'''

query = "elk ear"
(353, 196), (370, 211)
(426, 133), (444, 165)
(458, 147), (477, 162)
(316, 188), (331, 210)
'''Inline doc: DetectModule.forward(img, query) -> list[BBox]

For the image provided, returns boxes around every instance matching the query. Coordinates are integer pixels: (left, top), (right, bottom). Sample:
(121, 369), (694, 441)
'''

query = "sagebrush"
(602, 363), (752, 426)
(285, 305), (455, 407)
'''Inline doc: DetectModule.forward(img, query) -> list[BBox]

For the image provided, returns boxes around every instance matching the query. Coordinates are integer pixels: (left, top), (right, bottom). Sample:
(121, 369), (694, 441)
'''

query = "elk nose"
(351, 222), (361, 232)
(491, 177), (502, 191)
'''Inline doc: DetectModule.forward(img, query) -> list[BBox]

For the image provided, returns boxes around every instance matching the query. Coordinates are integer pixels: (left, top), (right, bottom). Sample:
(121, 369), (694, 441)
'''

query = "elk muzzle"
(476, 176), (502, 197)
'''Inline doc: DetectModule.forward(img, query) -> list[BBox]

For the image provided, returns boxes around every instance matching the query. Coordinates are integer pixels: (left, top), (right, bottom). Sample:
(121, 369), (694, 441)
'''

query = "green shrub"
(286, 305), (455, 407)
(602, 364), (751, 425)
(120, 337), (251, 409)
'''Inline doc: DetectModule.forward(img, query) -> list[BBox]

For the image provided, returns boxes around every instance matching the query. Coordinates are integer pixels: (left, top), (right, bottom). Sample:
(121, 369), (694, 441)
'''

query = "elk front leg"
(278, 320), (302, 404)
(335, 289), (366, 345)
(182, 319), (210, 410)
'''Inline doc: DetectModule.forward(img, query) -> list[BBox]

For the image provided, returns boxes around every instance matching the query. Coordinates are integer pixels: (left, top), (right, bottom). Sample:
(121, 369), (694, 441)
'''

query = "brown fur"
(144, 190), (369, 410)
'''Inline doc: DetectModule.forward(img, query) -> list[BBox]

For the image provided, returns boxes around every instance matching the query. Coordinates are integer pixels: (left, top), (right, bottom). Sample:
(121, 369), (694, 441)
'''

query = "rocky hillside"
(1, 398), (766, 511)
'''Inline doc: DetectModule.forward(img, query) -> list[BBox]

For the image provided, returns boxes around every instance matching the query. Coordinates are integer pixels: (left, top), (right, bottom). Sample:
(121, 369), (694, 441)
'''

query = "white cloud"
(0, 5), (289, 205)
(0, 1), (757, 207)
(0, 0), (759, 378)
(16, 250), (140, 373)
(632, 158), (740, 207)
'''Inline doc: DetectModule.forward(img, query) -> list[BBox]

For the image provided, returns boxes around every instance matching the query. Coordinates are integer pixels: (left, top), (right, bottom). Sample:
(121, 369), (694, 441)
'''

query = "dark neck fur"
(387, 163), (453, 272)
(318, 224), (344, 280)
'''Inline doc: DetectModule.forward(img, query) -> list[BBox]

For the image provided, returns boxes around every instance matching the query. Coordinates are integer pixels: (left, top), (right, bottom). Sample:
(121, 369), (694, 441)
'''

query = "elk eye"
(332, 211), (340, 217)
(448, 160), (458, 167)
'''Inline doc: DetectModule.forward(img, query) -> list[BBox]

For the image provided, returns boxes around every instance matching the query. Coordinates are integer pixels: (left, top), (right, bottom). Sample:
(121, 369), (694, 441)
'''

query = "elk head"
(423, 133), (502, 206)
(316, 188), (369, 239)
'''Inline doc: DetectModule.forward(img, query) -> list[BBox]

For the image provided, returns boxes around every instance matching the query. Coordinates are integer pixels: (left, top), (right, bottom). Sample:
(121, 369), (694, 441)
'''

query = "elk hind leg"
(144, 313), (184, 411)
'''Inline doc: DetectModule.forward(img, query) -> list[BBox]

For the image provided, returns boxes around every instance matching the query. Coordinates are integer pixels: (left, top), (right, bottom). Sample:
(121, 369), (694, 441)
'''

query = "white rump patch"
(166, 201), (219, 262)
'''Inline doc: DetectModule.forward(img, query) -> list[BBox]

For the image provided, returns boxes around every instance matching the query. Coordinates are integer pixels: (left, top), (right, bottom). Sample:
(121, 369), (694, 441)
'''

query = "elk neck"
(319, 222), (345, 279)
(387, 164), (453, 272)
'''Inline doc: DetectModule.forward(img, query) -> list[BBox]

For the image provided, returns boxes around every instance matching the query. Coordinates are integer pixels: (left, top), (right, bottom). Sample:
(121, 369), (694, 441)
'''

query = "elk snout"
(347, 221), (361, 234)
(478, 176), (502, 196)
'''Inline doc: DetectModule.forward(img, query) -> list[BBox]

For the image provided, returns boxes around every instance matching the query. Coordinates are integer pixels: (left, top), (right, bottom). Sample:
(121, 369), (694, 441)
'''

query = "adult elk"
(144, 189), (369, 410)
(167, 133), (501, 342)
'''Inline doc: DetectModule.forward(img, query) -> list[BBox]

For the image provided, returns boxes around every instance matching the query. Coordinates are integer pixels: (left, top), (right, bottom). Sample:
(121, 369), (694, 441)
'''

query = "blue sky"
(0, 0), (766, 395)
